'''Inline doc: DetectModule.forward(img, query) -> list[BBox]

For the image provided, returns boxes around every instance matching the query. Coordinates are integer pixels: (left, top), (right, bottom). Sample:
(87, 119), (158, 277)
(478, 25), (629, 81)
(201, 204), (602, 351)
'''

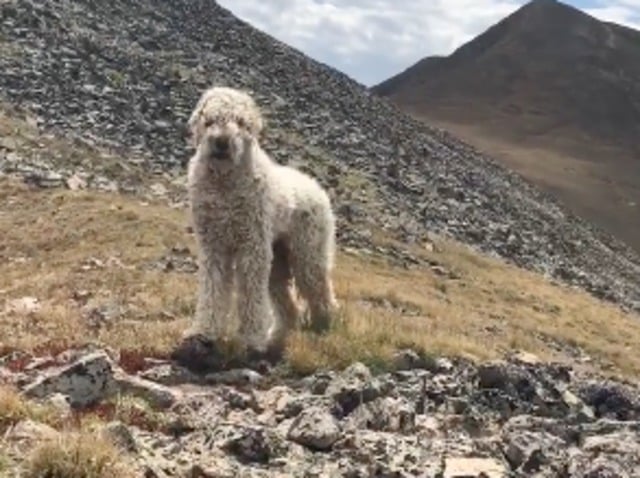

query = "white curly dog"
(182, 86), (339, 362)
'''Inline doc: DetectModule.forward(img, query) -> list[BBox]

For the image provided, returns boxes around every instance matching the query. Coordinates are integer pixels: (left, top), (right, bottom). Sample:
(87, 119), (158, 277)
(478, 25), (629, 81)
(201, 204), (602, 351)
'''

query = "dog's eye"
(204, 118), (214, 127)
(237, 118), (246, 129)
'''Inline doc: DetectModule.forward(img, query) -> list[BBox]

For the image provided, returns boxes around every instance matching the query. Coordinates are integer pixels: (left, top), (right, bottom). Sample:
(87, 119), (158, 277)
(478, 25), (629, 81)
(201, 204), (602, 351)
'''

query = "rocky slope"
(3, 347), (640, 476)
(1, 0), (640, 314)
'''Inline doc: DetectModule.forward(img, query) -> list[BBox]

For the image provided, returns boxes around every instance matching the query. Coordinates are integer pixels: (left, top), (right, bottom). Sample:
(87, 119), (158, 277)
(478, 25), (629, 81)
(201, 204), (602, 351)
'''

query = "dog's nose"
(214, 136), (230, 152)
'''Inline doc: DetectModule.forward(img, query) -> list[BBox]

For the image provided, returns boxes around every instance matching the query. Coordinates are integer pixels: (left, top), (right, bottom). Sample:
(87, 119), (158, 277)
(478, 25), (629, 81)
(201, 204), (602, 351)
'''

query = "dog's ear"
(253, 115), (264, 138)
(187, 94), (209, 148)
(186, 109), (202, 148)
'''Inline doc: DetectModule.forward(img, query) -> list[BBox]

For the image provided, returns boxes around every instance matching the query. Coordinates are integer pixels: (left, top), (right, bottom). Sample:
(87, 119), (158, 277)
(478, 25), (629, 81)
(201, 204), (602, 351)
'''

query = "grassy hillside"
(1, 97), (639, 379)
(2, 176), (640, 378)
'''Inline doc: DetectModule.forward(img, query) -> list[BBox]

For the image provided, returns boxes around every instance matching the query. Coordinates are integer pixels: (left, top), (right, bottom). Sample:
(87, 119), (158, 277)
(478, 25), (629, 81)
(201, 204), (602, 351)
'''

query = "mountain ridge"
(372, 0), (640, 255)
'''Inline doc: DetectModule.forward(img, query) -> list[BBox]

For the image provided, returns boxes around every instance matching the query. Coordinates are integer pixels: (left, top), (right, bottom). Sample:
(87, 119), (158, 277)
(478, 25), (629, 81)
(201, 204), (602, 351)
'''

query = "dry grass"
(0, 386), (62, 433)
(0, 179), (191, 359)
(425, 117), (640, 255)
(73, 395), (168, 434)
(20, 429), (135, 478)
(2, 177), (640, 378)
(0, 452), (9, 476)
(0, 385), (138, 476)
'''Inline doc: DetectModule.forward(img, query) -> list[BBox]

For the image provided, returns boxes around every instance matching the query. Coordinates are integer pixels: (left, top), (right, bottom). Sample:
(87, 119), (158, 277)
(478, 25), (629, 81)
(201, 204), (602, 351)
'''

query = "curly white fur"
(185, 86), (339, 355)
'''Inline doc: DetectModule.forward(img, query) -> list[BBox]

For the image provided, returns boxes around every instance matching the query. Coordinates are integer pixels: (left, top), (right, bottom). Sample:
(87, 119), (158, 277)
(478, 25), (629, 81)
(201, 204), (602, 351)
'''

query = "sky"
(217, 0), (640, 86)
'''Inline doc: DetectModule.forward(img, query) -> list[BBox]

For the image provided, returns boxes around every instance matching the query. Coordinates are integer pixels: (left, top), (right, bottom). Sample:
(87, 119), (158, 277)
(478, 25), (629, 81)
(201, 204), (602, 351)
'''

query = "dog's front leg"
(235, 239), (275, 355)
(188, 252), (234, 340)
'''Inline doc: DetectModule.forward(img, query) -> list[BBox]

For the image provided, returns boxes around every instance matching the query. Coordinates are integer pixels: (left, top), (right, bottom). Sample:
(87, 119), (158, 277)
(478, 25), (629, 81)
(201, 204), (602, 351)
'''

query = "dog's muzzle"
(208, 135), (231, 160)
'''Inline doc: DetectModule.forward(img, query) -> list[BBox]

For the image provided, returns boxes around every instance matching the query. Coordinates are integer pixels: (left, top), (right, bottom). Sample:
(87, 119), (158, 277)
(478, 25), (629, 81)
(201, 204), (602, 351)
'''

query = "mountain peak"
(527, 0), (559, 8)
(512, 0), (589, 22)
(372, 0), (640, 255)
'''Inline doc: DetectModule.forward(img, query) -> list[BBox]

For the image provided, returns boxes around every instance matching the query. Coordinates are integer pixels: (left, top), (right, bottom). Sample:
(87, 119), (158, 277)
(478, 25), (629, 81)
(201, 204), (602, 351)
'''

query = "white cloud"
(585, 1), (640, 30)
(218, 0), (640, 86)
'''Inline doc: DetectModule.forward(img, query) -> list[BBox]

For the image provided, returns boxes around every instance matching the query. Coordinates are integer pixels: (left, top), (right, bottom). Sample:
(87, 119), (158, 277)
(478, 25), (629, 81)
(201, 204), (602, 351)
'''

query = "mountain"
(372, 0), (640, 254)
(1, 0), (640, 312)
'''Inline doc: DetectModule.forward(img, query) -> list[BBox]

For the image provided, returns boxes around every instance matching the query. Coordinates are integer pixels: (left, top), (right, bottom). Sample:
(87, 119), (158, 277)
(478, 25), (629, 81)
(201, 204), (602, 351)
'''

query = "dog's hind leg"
(289, 209), (339, 334)
(267, 238), (302, 352)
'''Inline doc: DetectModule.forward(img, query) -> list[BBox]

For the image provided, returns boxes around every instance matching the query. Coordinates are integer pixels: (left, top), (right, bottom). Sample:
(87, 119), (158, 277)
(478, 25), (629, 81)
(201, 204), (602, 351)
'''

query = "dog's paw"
(232, 343), (284, 374)
(170, 333), (226, 374)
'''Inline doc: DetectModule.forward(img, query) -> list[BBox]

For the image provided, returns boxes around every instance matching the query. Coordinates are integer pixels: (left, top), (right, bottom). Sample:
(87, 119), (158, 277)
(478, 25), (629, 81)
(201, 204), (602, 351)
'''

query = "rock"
(219, 386), (260, 412)
(221, 426), (276, 464)
(102, 421), (137, 452)
(139, 363), (200, 386)
(0, 365), (16, 385)
(0, 137), (18, 151)
(150, 182), (168, 196)
(443, 457), (507, 478)
(342, 362), (373, 382)
(66, 173), (87, 190)
(287, 406), (341, 451)
(510, 350), (542, 365)
(502, 430), (565, 473)
(392, 349), (433, 371)
(582, 431), (640, 457)
(24, 171), (65, 188)
(47, 393), (72, 416)
(4, 419), (59, 443)
(477, 361), (514, 390)
(578, 381), (640, 420)
(7, 344), (640, 476)
(22, 351), (115, 407)
(170, 334), (227, 374)
(560, 388), (596, 422)
(24, 356), (57, 372)
(567, 456), (630, 478)
(300, 370), (336, 394)
(325, 362), (392, 416)
(186, 464), (236, 478)
(5, 296), (40, 315)
(113, 371), (180, 409)
(205, 368), (263, 386)
(276, 392), (335, 419)
(432, 357), (456, 374)
(346, 396), (416, 433)
(257, 385), (295, 416)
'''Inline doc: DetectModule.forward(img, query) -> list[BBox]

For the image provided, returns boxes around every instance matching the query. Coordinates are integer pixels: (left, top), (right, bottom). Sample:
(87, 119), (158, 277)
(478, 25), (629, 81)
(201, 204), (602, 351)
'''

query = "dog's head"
(187, 86), (264, 167)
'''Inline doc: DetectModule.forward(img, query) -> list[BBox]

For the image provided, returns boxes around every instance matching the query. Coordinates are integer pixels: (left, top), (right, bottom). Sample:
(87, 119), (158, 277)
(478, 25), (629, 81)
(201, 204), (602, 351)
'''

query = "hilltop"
(373, 0), (640, 255)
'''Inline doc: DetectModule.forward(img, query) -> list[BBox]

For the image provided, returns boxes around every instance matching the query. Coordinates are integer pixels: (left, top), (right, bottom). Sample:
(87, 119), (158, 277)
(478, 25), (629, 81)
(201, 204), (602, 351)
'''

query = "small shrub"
(0, 451), (9, 473)
(22, 430), (134, 478)
(0, 386), (61, 432)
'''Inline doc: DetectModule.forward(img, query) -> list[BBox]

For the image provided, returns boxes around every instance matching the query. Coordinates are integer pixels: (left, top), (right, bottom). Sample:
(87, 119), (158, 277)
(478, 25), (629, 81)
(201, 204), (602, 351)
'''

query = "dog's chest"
(191, 185), (267, 244)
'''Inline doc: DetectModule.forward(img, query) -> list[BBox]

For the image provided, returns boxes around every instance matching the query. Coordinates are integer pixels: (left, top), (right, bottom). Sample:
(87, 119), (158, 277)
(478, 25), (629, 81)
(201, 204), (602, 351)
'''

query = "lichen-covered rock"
(22, 351), (115, 407)
(345, 396), (416, 433)
(114, 371), (181, 409)
(5, 351), (640, 476)
(325, 362), (394, 417)
(443, 457), (507, 478)
(102, 421), (138, 453)
(287, 406), (342, 451)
